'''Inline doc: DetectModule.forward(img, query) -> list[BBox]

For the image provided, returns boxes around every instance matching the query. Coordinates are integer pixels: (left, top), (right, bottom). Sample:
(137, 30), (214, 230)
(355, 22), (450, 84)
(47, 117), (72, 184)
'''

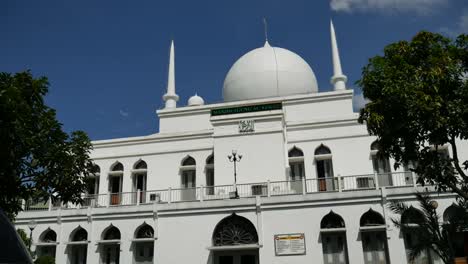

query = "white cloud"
(439, 9), (468, 37)
(330, 0), (448, 15)
(119, 109), (129, 118)
(353, 93), (370, 112)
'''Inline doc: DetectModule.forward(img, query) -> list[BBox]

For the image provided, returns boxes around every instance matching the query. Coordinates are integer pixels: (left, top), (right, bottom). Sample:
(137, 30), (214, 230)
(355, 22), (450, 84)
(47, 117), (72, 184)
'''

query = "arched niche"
(40, 228), (57, 243)
(70, 226), (88, 242)
(321, 211), (345, 229)
(135, 223), (154, 239)
(102, 225), (121, 240)
(360, 209), (385, 227)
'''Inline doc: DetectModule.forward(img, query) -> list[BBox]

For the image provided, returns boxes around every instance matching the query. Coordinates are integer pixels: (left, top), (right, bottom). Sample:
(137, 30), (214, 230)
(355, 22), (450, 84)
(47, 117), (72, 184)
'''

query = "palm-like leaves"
(389, 192), (467, 264)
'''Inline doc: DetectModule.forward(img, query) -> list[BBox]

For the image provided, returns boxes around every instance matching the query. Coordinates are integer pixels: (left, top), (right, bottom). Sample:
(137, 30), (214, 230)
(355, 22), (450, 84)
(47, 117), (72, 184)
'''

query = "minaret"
(330, 20), (347, 91)
(163, 40), (179, 109)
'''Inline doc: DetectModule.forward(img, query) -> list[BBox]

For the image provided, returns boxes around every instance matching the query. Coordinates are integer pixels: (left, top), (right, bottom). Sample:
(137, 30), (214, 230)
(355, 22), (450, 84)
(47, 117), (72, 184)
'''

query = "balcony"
(22, 171), (417, 211)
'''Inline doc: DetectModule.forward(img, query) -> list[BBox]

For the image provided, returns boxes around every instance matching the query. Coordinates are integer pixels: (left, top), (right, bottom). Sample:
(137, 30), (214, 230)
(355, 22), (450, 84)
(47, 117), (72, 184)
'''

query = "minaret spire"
(163, 40), (179, 109)
(330, 20), (347, 91)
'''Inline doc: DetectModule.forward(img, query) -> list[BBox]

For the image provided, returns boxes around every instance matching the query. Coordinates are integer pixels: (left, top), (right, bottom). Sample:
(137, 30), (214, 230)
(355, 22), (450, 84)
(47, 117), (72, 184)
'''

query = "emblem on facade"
(239, 120), (255, 133)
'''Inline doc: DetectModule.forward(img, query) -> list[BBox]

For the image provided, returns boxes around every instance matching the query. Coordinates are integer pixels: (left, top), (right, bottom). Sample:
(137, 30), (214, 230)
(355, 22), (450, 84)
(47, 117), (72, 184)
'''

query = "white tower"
(330, 20), (347, 91)
(163, 40), (179, 109)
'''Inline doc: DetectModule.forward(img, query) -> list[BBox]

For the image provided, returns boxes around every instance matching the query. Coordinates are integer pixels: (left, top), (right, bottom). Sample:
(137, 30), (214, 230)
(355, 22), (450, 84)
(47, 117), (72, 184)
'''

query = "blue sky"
(1, 0), (467, 140)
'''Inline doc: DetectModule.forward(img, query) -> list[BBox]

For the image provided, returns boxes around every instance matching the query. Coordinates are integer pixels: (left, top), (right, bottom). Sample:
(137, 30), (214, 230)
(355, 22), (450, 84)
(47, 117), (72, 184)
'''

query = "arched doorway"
(36, 228), (57, 260)
(68, 227), (88, 264)
(99, 225), (121, 264)
(359, 209), (389, 264)
(211, 214), (259, 264)
(320, 211), (349, 264)
(132, 223), (154, 264)
(444, 204), (468, 263)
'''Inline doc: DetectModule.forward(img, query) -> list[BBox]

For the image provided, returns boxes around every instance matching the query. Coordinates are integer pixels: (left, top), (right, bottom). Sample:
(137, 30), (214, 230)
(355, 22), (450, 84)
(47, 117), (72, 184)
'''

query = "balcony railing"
(22, 171), (418, 212)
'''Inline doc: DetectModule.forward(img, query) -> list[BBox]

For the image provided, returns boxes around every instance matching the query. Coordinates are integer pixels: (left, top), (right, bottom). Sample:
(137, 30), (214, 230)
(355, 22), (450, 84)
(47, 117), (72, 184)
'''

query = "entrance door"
(133, 174), (147, 203)
(361, 231), (389, 264)
(70, 245), (87, 264)
(109, 176), (122, 205)
(290, 162), (304, 193)
(181, 170), (196, 201)
(214, 250), (259, 264)
(101, 245), (120, 264)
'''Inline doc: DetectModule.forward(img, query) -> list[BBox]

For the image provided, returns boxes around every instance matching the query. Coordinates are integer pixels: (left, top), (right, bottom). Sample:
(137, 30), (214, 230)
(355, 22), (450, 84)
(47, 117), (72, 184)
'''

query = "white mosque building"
(15, 21), (468, 264)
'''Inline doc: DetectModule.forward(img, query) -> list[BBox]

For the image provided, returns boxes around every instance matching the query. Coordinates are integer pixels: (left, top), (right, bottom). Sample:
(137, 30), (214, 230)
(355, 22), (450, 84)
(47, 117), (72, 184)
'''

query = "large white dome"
(223, 41), (318, 102)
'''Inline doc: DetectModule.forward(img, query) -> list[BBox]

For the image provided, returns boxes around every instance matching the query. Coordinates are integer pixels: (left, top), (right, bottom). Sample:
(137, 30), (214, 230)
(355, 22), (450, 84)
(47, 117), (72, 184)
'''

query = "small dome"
(188, 94), (205, 106)
(223, 41), (318, 102)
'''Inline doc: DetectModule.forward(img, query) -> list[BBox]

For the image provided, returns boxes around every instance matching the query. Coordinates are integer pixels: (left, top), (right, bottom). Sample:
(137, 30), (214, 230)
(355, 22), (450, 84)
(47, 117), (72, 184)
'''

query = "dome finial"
(263, 17), (269, 43)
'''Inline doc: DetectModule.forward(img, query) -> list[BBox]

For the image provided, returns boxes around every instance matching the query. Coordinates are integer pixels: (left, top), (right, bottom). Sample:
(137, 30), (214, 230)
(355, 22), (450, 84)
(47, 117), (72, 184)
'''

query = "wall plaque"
(274, 233), (306, 256)
(239, 120), (254, 133)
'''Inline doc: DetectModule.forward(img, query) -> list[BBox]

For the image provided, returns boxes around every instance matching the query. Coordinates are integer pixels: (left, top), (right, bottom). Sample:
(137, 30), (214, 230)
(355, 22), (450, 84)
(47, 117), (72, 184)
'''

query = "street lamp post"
(27, 220), (37, 253)
(228, 150), (242, 199)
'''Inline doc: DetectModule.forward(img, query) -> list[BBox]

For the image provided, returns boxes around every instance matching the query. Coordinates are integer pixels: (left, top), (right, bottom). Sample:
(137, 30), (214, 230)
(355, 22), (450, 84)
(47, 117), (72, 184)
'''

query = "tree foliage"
(358, 31), (468, 200)
(0, 71), (94, 220)
(389, 193), (468, 263)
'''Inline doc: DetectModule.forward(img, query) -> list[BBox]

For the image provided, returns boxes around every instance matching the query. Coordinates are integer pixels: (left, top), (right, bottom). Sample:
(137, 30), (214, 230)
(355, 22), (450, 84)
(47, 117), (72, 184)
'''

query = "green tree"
(389, 193), (467, 263)
(358, 31), (468, 201)
(0, 71), (94, 220)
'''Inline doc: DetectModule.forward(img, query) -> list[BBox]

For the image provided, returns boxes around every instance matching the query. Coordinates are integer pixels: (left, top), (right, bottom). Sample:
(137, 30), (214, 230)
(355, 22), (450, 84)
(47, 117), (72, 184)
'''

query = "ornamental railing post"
(168, 187), (172, 204)
(412, 171), (418, 188)
(338, 175), (342, 192)
(200, 185), (204, 202)
(48, 196), (52, 211)
(137, 189), (141, 206)
(302, 177), (307, 195)
(374, 172), (379, 190)
(267, 180), (271, 197)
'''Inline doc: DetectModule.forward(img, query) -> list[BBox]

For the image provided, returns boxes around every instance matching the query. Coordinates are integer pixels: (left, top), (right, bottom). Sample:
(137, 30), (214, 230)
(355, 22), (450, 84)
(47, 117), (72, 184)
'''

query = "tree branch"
(446, 181), (468, 200)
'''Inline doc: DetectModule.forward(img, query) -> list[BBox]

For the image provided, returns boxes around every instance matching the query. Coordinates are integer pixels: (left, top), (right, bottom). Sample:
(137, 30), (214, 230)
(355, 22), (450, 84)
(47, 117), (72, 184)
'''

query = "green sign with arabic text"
(211, 103), (282, 116)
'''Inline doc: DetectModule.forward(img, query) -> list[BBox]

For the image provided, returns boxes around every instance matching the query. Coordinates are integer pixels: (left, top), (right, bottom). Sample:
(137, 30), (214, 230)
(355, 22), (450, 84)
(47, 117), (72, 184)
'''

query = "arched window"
(109, 162), (124, 205)
(86, 164), (100, 195)
(133, 223), (155, 263)
(370, 141), (392, 187)
(40, 229), (57, 243)
(180, 156), (196, 201)
(320, 212), (349, 264)
(443, 205), (468, 259)
(182, 156), (196, 166)
(132, 160), (148, 204)
(443, 204), (465, 223)
(71, 227), (88, 242)
(321, 211), (345, 229)
(111, 162), (124, 172)
(37, 229), (57, 259)
(135, 224), (154, 239)
(68, 227), (88, 264)
(360, 209), (389, 264)
(212, 214), (258, 246)
(205, 154), (215, 195)
(134, 160), (147, 170)
(103, 226), (121, 240)
(100, 226), (120, 264)
(288, 147), (305, 193)
(360, 209), (385, 227)
(401, 207), (436, 263)
(315, 144), (335, 192)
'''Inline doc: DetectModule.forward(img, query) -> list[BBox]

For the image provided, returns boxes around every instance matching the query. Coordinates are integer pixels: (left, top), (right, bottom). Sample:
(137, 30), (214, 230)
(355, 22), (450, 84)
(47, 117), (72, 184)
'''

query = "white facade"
(15, 23), (468, 264)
